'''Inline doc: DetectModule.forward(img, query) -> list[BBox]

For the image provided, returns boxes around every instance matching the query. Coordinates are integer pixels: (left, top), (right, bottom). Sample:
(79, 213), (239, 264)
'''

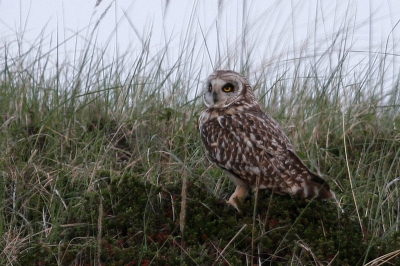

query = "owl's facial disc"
(204, 78), (241, 108)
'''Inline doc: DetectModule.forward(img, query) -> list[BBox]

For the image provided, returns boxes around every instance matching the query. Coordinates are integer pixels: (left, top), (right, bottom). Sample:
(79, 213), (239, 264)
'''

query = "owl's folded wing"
(216, 112), (331, 190)
(216, 112), (290, 173)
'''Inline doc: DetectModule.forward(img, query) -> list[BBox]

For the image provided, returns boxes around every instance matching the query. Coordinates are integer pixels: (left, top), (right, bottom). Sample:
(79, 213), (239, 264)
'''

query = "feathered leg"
(227, 185), (249, 211)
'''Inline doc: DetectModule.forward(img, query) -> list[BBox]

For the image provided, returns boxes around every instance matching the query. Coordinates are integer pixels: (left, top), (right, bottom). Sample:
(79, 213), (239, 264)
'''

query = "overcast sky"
(1, 1), (400, 80)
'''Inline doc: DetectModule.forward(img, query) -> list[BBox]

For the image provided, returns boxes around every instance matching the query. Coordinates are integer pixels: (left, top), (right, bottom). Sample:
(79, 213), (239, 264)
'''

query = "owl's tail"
(304, 174), (343, 212)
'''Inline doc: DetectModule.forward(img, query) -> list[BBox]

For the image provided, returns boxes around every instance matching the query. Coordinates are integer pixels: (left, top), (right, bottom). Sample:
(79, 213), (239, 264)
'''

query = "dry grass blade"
(363, 250), (400, 266)
(213, 224), (247, 266)
(342, 111), (364, 237)
(296, 239), (325, 266)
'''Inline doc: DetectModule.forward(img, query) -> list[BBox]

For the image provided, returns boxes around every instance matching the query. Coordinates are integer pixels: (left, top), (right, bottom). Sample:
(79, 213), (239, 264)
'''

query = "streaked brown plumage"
(199, 70), (336, 210)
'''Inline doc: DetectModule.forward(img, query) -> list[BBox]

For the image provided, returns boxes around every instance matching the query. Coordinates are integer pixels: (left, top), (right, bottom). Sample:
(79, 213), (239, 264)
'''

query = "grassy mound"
(1, 11), (400, 264)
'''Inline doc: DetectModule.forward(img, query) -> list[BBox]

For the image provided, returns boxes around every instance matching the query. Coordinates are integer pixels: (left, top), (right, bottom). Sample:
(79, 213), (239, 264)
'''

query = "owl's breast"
(200, 115), (266, 176)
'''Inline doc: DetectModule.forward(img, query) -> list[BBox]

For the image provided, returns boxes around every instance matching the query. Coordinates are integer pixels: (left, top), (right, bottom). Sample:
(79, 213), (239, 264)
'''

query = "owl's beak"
(213, 92), (218, 103)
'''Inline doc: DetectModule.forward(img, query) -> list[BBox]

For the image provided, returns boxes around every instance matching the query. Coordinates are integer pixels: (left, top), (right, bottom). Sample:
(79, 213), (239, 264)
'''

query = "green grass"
(1, 5), (400, 265)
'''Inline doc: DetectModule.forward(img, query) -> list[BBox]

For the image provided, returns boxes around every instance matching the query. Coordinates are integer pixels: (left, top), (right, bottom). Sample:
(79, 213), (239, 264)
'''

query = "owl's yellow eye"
(208, 85), (212, 92)
(222, 85), (233, 92)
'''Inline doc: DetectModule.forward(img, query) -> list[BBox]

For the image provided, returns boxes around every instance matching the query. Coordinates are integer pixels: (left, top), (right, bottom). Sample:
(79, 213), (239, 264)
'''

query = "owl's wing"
(206, 111), (332, 198)
(216, 112), (290, 174)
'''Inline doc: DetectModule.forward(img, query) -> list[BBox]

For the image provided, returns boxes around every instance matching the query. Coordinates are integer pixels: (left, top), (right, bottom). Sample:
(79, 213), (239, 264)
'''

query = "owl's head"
(203, 70), (255, 109)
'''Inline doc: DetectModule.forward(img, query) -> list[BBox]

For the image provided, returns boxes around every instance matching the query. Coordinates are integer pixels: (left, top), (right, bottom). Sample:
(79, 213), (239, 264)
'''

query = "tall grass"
(1, 2), (399, 265)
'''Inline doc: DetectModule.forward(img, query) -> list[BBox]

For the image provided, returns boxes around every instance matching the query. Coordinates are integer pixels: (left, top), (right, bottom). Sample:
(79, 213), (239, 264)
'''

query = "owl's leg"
(227, 185), (249, 211)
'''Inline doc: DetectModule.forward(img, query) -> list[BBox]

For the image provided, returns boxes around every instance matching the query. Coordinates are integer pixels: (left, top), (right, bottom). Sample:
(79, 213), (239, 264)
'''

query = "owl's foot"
(227, 185), (249, 211)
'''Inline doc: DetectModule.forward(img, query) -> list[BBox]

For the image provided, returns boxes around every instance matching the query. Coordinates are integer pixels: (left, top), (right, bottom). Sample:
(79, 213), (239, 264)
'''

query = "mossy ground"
(15, 169), (399, 265)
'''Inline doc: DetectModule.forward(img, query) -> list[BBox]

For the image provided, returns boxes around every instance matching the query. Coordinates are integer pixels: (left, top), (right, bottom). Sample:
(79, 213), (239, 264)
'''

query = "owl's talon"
(226, 198), (240, 212)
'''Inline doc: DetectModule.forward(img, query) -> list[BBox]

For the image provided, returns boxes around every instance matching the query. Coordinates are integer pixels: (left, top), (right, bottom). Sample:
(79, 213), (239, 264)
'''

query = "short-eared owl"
(199, 70), (336, 210)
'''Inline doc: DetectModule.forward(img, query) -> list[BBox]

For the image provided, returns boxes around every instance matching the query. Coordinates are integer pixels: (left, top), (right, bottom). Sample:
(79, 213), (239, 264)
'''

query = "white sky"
(1, 0), (400, 86)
